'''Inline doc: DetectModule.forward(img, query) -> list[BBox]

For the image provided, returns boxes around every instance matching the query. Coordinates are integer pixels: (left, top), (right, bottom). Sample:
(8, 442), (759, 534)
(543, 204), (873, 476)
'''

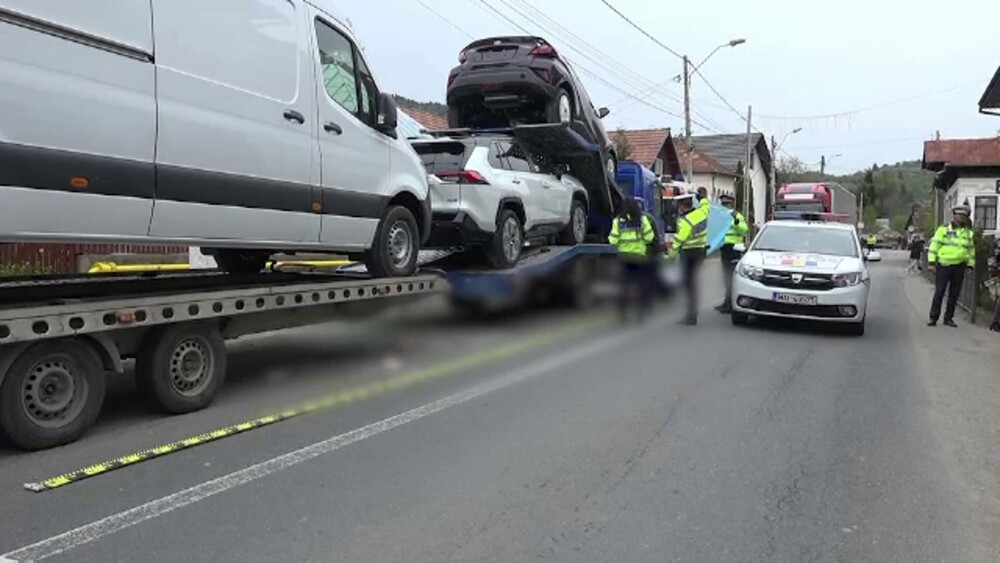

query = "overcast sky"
(338, 0), (999, 174)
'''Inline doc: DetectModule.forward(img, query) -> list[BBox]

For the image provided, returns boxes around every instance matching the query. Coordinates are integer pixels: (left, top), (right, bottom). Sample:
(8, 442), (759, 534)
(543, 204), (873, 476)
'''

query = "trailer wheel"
(136, 323), (226, 414)
(0, 341), (106, 450)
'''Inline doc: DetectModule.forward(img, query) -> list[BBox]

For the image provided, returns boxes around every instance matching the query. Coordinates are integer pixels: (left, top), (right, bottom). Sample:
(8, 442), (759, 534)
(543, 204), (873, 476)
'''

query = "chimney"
(935, 130), (940, 141)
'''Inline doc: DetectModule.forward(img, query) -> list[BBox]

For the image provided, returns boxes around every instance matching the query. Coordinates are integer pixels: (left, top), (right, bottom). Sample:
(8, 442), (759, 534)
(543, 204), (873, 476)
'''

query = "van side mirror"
(597, 107), (610, 119)
(377, 93), (398, 138)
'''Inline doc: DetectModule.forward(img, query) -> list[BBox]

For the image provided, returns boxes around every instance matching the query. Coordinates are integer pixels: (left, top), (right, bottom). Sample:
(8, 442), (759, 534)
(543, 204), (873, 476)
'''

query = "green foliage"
(862, 207), (878, 232)
(0, 262), (54, 277)
(613, 128), (633, 161)
(890, 214), (909, 233)
(392, 95), (447, 117)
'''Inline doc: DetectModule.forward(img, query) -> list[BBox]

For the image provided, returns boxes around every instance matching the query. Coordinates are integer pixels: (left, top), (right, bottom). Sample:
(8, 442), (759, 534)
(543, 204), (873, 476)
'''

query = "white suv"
(412, 135), (589, 268)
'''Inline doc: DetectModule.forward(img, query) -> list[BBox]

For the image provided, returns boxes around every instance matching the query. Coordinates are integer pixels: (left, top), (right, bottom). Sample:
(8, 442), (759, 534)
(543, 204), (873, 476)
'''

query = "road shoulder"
(901, 268), (1000, 560)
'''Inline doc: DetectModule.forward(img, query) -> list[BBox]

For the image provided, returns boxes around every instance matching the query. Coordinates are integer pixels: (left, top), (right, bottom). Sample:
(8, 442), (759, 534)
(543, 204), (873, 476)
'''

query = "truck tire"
(485, 208), (523, 269)
(136, 323), (226, 414)
(558, 199), (588, 246)
(0, 340), (106, 450)
(365, 206), (419, 278)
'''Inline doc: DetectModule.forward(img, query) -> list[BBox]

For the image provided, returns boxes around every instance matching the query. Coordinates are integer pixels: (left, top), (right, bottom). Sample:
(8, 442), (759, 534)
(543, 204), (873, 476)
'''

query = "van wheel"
(211, 250), (270, 273)
(0, 340), (106, 450)
(547, 89), (573, 124)
(558, 199), (587, 245)
(366, 205), (419, 278)
(485, 209), (523, 269)
(136, 323), (226, 413)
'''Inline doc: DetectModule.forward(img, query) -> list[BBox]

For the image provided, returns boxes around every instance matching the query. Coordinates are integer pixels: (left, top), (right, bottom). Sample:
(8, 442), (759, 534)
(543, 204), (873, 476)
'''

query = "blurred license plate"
(773, 292), (817, 305)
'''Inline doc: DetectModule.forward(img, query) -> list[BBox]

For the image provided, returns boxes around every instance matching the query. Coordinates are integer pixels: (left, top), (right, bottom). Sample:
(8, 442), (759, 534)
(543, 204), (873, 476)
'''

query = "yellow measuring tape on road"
(24, 315), (611, 492)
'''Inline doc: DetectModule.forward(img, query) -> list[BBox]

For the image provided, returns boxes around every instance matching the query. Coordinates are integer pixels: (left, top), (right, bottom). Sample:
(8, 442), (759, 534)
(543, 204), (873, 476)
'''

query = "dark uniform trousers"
(681, 248), (706, 321)
(929, 264), (966, 322)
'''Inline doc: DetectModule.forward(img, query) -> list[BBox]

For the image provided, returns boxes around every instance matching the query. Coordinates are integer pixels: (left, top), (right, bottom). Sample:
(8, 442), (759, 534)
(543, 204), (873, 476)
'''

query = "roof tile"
(923, 137), (1000, 169)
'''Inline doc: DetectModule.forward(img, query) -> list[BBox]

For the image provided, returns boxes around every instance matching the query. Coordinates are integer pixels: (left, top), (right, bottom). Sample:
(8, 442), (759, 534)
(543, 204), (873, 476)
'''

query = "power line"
(508, 0), (683, 105)
(415, 0), (474, 40)
(786, 136), (928, 151)
(459, 1), (723, 133)
(473, 0), (531, 34)
(756, 82), (981, 120)
(690, 66), (762, 136)
(470, 0), (717, 131)
(598, 0), (683, 60)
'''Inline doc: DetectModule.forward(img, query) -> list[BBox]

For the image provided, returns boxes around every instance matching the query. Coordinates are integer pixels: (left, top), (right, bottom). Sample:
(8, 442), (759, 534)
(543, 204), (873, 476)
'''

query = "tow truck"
(0, 122), (624, 451)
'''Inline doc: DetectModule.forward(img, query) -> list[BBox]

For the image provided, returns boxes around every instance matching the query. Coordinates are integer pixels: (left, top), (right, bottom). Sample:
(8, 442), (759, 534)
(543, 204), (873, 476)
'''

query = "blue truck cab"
(614, 160), (666, 244)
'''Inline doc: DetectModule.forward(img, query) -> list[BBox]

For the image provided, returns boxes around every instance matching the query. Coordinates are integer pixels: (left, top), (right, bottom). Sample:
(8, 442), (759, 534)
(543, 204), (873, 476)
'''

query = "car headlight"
(833, 272), (863, 287)
(737, 263), (764, 281)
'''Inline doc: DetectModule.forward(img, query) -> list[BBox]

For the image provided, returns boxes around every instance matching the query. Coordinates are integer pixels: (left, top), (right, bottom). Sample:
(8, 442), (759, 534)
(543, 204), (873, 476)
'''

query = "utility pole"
(820, 155), (826, 175)
(769, 135), (777, 220)
(744, 105), (752, 221)
(683, 55), (693, 182)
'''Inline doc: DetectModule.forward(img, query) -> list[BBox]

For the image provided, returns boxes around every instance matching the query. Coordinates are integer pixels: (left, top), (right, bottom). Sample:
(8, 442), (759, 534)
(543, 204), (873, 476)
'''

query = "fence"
(0, 243), (186, 275)
(920, 247), (1000, 324)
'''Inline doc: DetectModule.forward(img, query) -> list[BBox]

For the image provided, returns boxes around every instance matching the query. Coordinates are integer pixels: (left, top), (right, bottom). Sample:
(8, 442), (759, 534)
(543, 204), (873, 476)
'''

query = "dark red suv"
(446, 36), (617, 180)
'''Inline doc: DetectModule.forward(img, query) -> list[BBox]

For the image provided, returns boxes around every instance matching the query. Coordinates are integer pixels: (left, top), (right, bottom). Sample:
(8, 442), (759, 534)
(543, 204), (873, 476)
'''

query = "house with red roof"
(923, 136), (1000, 236)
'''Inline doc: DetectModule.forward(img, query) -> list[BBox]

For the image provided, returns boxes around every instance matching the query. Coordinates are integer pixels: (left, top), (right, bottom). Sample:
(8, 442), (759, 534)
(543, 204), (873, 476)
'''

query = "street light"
(683, 38), (747, 180)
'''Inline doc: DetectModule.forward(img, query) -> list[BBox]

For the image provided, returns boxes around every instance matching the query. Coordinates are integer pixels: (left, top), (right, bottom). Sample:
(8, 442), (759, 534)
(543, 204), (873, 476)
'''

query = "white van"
(0, 0), (430, 277)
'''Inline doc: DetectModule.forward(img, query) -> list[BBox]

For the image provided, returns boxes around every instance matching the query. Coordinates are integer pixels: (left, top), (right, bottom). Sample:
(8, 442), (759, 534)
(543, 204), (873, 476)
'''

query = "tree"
(612, 128), (633, 161)
(890, 213), (909, 234)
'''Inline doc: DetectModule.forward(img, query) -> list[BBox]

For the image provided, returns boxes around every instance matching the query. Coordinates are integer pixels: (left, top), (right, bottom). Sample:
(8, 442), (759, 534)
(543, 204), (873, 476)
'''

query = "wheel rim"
(20, 357), (89, 428)
(387, 220), (413, 269)
(558, 95), (571, 123)
(606, 156), (616, 178)
(502, 217), (522, 262)
(170, 337), (214, 397)
(572, 206), (586, 243)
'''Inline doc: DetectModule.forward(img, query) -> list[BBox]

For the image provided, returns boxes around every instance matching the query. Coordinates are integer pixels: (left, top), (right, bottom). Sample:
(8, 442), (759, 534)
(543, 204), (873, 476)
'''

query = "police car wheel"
(731, 312), (749, 325)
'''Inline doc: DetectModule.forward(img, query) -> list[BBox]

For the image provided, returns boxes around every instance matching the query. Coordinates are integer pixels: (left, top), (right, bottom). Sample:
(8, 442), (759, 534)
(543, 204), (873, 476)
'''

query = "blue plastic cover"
(706, 203), (735, 254)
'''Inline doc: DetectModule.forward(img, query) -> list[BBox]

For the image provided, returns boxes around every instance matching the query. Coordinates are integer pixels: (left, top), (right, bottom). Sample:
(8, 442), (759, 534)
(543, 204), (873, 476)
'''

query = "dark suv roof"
(460, 36), (548, 51)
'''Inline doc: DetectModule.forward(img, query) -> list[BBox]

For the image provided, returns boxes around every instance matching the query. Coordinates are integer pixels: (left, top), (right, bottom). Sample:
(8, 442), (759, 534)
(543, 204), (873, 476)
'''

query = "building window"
(974, 196), (997, 230)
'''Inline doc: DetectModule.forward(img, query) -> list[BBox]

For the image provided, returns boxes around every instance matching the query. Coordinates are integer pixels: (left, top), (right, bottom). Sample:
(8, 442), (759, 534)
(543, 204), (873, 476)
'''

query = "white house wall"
(944, 175), (1000, 237)
(749, 152), (769, 227)
(690, 173), (736, 200)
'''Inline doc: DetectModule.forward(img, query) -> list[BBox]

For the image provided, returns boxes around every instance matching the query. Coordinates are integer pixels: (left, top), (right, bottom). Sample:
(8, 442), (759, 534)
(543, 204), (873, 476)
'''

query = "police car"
(730, 219), (870, 335)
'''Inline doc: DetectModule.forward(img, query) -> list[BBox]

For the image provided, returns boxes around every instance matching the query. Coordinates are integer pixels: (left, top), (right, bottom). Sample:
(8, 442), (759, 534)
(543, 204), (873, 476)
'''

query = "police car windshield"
(753, 225), (859, 257)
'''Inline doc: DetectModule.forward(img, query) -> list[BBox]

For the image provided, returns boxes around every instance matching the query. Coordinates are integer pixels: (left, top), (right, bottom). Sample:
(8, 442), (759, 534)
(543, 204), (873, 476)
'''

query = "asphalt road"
(2, 252), (997, 562)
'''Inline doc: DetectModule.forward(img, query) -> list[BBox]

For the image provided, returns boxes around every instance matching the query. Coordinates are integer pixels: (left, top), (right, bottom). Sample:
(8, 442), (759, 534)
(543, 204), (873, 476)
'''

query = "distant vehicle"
(773, 183), (857, 225)
(445, 36), (618, 180)
(0, 0), (430, 278)
(731, 219), (870, 335)
(412, 135), (589, 268)
(865, 249), (882, 262)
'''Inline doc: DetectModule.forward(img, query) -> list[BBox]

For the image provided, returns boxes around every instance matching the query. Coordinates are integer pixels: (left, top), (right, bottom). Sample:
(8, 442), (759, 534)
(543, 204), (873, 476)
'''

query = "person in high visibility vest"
(927, 205), (976, 327)
(668, 188), (711, 324)
(715, 193), (748, 313)
(609, 197), (656, 322)
(866, 234), (878, 252)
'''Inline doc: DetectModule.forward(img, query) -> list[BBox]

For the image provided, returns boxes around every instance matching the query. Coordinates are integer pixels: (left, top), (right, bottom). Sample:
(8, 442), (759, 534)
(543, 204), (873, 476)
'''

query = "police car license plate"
(773, 292), (818, 305)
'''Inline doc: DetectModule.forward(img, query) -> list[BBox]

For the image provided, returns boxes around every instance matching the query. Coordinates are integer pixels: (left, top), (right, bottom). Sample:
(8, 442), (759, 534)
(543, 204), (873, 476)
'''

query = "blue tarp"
(706, 202), (735, 255)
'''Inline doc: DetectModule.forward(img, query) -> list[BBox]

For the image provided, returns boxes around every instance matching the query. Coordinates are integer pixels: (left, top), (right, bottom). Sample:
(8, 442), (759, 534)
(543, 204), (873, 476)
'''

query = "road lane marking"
(24, 315), (613, 492)
(2, 326), (635, 562)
